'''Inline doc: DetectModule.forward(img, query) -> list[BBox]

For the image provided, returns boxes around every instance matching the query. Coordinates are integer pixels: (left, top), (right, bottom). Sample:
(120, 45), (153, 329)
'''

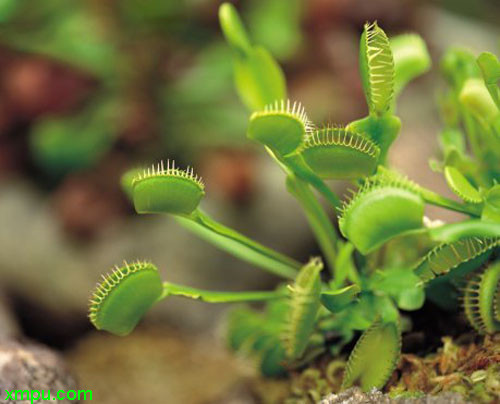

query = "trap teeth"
(463, 262), (500, 334)
(301, 127), (380, 179)
(338, 181), (424, 254)
(361, 21), (395, 115)
(248, 100), (313, 156)
(89, 261), (163, 336)
(132, 161), (205, 215)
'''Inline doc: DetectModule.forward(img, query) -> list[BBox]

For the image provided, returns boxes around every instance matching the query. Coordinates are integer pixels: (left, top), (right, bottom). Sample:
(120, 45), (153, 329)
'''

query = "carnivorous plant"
(89, 4), (500, 394)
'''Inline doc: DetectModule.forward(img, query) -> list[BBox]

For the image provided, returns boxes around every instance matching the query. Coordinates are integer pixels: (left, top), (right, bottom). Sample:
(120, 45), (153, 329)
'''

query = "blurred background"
(0, 0), (498, 402)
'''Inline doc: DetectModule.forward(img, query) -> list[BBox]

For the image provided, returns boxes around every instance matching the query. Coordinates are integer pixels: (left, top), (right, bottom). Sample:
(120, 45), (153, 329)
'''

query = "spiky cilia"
(86, 4), (500, 400)
(248, 99), (313, 156)
(300, 126), (380, 179)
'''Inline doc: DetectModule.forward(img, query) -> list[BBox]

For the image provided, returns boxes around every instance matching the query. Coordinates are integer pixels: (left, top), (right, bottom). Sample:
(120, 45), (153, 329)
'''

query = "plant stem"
(462, 109), (483, 161)
(160, 282), (288, 302)
(419, 187), (482, 217)
(286, 175), (338, 272)
(428, 220), (500, 242)
(282, 153), (342, 210)
(175, 210), (300, 279)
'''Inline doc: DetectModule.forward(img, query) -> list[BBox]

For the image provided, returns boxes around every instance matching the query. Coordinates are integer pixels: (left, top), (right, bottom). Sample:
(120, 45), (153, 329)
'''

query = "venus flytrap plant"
(130, 161), (300, 279)
(347, 22), (401, 164)
(463, 261), (500, 334)
(90, 261), (289, 337)
(87, 4), (500, 399)
(220, 5), (345, 273)
(247, 100), (343, 211)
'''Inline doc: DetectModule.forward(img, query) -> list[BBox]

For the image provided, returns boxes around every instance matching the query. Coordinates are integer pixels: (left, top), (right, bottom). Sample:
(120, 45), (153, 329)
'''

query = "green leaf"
(247, 100), (309, 155)
(282, 153), (342, 209)
(286, 175), (339, 272)
(234, 46), (287, 111)
(390, 34), (431, 97)
(331, 241), (358, 288)
(477, 52), (500, 109)
(132, 163), (205, 216)
(339, 181), (424, 254)
(371, 268), (425, 311)
(347, 114), (401, 164)
(413, 237), (498, 282)
(285, 258), (323, 360)
(341, 318), (401, 391)
(463, 261), (500, 334)
(89, 262), (163, 336)
(120, 167), (144, 201)
(246, 0), (302, 61)
(397, 287), (425, 311)
(440, 48), (480, 90)
(460, 78), (499, 124)
(359, 22), (395, 115)
(339, 293), (379, 330)
(444, 166), (482, 204)
(175, 211), (300, 279)
(301, 127), (380, 180)
(482, 185), (500, 223)
(226, 305), (288, 377)
(219, 3), (252, 56)
(428, 220), (500, 243)
(0, 0), (18, 22)
(374, 295), (400, 323)
(320, 285), (360, 313)
(162, 282), (287, 303)
(439, 128), (466, 156)
(219, 2), (287, 111)
(30, 101), (116, 177)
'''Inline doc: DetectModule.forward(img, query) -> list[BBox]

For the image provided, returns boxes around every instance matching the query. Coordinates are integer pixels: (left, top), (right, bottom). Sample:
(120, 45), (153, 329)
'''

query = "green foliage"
(132, 162), (205, 215)
(321, 285), (360, 313)
(341, 318), (401, 391)
(284, 258), (323, 360)
(391, 33), (431, 98)
(413, 237), (499, 282)
(30, 101), (116, 177)
(89, 261), (163, 336)
(463, 261), (500, 334)
(227, 300), (288, 377)
(245, 0), (302, 61)
(300, 127), (380, 179)
(482, 185), (500, 223)
(247, 100), (311, 156)
(88, 4), (500, 397)
(477, 52), (500, 109)
(359, 22), (395, 116)
(444, 165), (483, 204)
(338, 175), (425, 254)
(219, 3), (286, 110)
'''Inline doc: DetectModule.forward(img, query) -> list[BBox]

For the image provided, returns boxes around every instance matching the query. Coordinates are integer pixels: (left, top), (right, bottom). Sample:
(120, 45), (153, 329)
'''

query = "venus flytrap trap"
(131, 161), (300, 279)
(346, 22), (401, 164)
(87, 4), (500, 400)
(90, 261), (289, 337)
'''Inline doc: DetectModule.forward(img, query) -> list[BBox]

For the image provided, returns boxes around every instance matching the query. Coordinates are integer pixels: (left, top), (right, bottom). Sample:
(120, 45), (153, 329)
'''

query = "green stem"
(160, 282), (288, 302)
(462, 109), (483, 160)
(282, 153), (342, 210)
(428, 220), (500, 242)
(286, 175), (338, 272)
(419, 187), (482, 217)
(175, 209), (300, 279)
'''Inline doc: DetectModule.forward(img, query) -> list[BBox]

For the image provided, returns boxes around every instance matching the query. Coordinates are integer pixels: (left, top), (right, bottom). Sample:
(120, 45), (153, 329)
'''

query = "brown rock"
(0, 339), (76, 403)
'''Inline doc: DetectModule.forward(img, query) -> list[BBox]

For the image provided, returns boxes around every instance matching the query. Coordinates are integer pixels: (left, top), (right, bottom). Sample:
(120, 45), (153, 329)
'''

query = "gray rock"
(0, 340), (76, 403)
(320, 387), (470, 404)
